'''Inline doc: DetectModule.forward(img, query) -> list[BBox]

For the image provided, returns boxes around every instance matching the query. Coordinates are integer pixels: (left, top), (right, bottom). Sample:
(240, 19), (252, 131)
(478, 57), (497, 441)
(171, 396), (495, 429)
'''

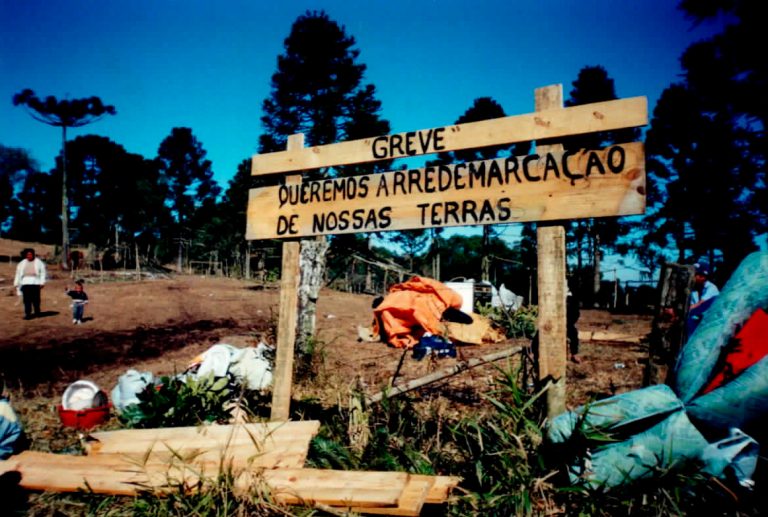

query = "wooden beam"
(0, 451), (461, 514)
(535, 85), (568, 419)
(246, 143), (646, 239)
(251, 97), (647, 176)
(270, 134), (304, 422)
(85, 421), (320, 468)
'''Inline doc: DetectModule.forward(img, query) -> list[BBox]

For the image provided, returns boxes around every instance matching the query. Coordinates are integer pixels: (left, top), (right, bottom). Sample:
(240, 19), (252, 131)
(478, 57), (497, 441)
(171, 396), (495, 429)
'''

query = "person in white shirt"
(13, 248), (47, 320)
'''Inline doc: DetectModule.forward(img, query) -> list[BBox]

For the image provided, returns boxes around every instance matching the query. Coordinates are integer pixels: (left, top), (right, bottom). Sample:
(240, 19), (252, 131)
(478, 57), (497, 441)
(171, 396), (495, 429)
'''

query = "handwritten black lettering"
(523, 155), (540, 181)
(543, 153), (560, 181)
(607, 146), (625, 173)
(376, 174), (389, 197)
(276, 215), (298, 235)
(561, 150), (582, 184)
(586, 151), (606, 176)
(368, 127), (448, 159)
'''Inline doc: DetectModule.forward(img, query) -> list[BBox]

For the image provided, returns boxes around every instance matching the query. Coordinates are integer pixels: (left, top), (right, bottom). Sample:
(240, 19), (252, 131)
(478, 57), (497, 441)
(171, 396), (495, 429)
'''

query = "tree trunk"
(481, 225), (491, 281)
(177, 237), (183, 273)
(592, 231), (601, 304)
(364, 264), (372, 293)
(296, 236), (330, 359)
(61, 125), (70, 271)
(244, 241), (251, 279)
(134, 242), (141, 281)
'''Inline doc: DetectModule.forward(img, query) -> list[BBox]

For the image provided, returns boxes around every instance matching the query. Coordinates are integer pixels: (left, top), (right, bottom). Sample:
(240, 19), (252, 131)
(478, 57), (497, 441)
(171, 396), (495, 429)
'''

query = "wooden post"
(270, 134), (304, 422)
(644, 263), (694, 386)
(535, 85), (568, 419)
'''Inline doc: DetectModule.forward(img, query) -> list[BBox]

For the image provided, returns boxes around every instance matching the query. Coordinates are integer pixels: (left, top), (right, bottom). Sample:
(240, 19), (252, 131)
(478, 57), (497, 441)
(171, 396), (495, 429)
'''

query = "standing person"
(13, 248), (47, 320)
(567, 281), (582, 364)
(687, 261), (720, 336)
(65, 279), (89, 325)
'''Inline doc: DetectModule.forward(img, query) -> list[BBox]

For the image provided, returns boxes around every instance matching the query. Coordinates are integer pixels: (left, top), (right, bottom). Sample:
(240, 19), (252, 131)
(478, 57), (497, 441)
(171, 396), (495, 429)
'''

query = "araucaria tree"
(157, 127), (220, 272)
(643, 1), (766, 279)
(12, 89), (116, 268)
(560, 67), (639, 302)
(258, 10), (390, 360)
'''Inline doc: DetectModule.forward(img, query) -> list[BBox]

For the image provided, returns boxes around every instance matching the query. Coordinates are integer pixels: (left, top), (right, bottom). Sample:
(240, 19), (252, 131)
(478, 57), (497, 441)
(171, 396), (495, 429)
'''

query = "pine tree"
(157, 127), (220, 271)
(643, 1), (766, 279)
(0, 145), (38, 236)
(12, 89), (115, 268)
(258, 10), (390, 359)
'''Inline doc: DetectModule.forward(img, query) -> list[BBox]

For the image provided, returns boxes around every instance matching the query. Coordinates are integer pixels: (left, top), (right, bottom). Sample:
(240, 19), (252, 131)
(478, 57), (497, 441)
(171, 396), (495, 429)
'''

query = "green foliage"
(129, 470), (303, 517)
(445, 367), (550, 516)
(120, 373), (265, 429)
(12, 88), (116, 128)
(476, 303), (538, 339)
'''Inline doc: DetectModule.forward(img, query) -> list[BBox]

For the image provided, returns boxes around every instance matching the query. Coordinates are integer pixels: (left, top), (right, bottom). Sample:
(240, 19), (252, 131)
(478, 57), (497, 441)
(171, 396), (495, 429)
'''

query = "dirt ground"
(0, 258), (652, 438)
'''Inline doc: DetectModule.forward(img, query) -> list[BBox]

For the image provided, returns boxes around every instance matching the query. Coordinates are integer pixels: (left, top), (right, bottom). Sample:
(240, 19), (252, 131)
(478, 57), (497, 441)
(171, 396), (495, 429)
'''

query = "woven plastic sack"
(673, 251), (768, 404)
(548, 385), (709, 488)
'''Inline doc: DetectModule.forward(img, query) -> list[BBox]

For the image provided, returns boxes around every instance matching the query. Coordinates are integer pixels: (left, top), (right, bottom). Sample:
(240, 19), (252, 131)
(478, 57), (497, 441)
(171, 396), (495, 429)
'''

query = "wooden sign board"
(250, 97), (647, 176)
(246, 142), (645, 239)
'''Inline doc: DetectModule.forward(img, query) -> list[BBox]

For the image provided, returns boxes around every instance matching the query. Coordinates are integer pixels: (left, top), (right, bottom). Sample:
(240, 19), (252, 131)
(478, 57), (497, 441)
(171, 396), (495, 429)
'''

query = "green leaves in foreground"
(120, 373), (249, 429)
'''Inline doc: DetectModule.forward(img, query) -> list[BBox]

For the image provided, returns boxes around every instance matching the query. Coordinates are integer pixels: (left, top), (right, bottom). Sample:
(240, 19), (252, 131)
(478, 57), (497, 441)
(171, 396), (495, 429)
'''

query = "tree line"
(1, 2), (765, 306)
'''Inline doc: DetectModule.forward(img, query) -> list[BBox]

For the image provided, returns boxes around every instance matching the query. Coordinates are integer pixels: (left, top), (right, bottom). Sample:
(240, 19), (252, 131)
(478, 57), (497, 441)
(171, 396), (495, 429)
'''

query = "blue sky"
(1, 0), (727, 184)
(0, 0), (729, 278)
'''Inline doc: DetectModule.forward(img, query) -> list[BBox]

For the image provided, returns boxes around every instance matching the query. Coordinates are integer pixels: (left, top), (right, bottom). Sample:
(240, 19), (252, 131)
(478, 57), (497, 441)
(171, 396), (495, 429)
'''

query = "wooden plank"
(424, 474), (461, 504)
(263, 468), (405, 507)
(85, 421), (320, 454)
(578, 330), (642, 344)
(353, 475), (433, 516)
(86, 421), (318, 469)
(88, 448), (309, 469)
(535, 84), (568, 420)
(269, 134), (304, 422)
(251, 97), (647, 176)
(0, 452), (460, 511)
(246, 143), (646, 239)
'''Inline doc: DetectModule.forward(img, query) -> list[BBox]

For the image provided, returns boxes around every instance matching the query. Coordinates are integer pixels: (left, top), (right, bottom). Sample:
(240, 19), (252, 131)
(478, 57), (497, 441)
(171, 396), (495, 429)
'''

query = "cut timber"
(578, 330), (642, 344)
(0, 451), (460, 516)
(86, 421), (319, 468)
(367, 346), (522, 404)
(536, 84), (568, 420)
(251, 97), (647, 175)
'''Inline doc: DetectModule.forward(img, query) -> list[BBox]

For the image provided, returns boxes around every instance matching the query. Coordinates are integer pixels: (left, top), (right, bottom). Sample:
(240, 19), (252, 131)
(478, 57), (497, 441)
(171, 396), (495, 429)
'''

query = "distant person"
(687, 261), (719, 336)
(567, 282), (581, 364)
(69, 250), (82, 271)
(64, 279), (89, 325)
(13, 248), (46, 320)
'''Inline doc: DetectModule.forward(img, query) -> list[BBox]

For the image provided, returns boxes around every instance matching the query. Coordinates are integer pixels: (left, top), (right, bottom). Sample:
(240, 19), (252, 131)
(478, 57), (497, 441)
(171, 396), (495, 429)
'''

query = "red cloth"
(701, 308), (768, 394)
(372, 276), (464, 349)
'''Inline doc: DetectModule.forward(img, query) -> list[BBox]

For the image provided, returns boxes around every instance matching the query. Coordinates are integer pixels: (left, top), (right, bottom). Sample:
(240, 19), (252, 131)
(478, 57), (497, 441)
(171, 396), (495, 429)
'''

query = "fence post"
(270, 134), (304, 422)
(535, 84), (568, 419)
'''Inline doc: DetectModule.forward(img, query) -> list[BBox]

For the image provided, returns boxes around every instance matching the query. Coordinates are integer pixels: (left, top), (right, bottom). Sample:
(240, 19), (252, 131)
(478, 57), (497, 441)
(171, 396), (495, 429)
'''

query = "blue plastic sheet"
(0, 397), (22, 460)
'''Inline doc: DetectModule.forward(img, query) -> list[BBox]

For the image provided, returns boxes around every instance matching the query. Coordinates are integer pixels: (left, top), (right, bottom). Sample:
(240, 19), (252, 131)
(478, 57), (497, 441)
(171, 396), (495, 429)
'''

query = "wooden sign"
(251, 97), (647, 176)
(246, 142), (645, 239)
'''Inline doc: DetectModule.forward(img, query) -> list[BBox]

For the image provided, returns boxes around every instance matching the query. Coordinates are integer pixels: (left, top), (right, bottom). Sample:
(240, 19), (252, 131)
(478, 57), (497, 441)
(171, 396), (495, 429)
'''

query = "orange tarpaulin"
(372, 276), (464, 349)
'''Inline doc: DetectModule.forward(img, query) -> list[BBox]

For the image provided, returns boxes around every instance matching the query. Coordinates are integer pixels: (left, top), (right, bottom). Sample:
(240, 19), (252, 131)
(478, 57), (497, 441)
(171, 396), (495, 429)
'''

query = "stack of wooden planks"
(0, 420), (460, 516)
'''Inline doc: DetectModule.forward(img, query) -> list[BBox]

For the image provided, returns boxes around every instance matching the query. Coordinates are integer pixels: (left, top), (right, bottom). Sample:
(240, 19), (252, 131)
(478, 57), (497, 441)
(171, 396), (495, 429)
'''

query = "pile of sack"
(547, 251), (768, 489)
(111, 342), (275, 415)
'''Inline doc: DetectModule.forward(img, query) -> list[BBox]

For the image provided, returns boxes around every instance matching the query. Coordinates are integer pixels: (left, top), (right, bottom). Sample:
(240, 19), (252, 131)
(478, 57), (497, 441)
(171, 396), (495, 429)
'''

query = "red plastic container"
(57, 404), (111, 429)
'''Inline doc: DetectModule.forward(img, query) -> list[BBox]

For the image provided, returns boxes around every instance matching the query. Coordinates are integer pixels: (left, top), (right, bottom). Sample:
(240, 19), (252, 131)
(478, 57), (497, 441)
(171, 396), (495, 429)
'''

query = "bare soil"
(0, 258), (652, 443)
